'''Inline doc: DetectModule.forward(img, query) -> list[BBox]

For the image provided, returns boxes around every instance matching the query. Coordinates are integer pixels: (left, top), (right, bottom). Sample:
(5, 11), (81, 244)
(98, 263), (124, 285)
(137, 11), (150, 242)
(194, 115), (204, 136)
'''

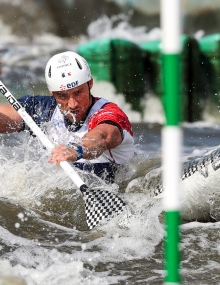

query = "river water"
(1, 19), (220, 285)
(1, 122), (220, 285)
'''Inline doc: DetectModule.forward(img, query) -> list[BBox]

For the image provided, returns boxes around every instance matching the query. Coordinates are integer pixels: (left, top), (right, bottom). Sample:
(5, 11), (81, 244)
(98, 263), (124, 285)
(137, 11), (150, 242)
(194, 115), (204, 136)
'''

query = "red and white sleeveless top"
(50, 98), (134, 164)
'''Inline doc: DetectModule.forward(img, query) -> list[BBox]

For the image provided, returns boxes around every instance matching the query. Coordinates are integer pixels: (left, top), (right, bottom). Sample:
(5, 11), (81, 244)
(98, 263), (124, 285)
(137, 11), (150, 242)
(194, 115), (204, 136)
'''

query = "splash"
(58, 103), (77, 124)
(86, 14), (161, 44)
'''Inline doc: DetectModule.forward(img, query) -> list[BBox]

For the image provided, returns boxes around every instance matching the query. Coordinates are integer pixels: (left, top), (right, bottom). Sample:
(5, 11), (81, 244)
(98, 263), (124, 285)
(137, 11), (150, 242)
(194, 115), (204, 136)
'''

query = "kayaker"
(0, 51), (134, 183)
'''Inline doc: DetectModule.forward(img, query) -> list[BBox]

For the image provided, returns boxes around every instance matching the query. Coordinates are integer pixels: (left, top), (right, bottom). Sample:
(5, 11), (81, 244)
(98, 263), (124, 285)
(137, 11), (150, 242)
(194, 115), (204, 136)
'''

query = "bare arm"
(0, 104), (23, 133)
(49, 123), (122, 164)
(0, 62), (23, 133)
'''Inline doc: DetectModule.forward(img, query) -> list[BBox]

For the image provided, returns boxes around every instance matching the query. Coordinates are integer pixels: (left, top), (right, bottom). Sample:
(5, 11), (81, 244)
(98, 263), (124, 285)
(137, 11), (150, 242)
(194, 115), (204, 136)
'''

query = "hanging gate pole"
(161, 0), (182, 284)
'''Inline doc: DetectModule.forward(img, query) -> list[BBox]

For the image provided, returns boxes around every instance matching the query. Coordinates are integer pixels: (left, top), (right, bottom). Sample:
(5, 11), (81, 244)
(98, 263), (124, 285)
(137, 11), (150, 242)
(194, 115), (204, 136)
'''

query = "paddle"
(0, 80), (127, 230)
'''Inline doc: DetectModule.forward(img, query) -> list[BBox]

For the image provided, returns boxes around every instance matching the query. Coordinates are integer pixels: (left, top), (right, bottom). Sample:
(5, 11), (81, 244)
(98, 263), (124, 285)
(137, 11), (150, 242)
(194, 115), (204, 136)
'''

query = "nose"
(67, 96), (78, 109)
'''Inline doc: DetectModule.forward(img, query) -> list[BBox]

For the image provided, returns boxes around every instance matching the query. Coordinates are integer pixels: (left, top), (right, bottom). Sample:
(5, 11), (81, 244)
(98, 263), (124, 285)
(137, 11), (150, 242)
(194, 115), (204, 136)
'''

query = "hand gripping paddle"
(0, 81), (127, 229)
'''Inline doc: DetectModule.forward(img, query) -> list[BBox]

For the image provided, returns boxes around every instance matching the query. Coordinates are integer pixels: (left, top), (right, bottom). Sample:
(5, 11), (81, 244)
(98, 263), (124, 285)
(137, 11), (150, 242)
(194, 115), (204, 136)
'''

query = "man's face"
(52, 80), (93, 123)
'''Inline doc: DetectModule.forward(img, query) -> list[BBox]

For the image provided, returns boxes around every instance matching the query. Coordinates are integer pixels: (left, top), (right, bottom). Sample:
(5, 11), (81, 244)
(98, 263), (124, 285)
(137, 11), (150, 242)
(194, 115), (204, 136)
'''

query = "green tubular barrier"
(77, 38), (145, 113)
(198, 34), (220, 102)
(140, 35), (203, 122)
(140, 39), (162, 95)
(77, 38), (112, 82)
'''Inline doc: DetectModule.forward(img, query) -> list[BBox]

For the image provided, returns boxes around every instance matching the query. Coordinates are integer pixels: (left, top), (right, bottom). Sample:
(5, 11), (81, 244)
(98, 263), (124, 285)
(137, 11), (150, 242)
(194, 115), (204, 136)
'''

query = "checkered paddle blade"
(80, 186), (127, 230)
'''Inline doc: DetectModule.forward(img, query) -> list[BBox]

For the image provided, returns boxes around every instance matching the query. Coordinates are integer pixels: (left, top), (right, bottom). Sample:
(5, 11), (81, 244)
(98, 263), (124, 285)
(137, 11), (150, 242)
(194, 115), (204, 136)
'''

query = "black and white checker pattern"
(181, 161), (200, 179)
(181, 148), (220, 180)
(154, 185), (163, 196)
(153, 148), (220, 197)
(83, 188), (127, 230)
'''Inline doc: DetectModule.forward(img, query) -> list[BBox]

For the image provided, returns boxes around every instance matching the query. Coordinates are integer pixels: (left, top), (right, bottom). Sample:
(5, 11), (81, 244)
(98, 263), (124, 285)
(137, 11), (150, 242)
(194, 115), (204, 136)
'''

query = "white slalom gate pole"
(161, 0), (182, 284)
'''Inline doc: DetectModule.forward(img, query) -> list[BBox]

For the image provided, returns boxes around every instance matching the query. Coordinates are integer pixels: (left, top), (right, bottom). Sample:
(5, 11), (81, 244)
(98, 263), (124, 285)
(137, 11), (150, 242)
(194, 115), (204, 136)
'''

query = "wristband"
(68, 142), (83, 161)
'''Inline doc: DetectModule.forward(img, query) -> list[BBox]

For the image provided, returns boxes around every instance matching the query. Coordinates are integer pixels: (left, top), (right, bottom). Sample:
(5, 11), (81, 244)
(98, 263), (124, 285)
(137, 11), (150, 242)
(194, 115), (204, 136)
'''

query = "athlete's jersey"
(18, 95), (134, 183)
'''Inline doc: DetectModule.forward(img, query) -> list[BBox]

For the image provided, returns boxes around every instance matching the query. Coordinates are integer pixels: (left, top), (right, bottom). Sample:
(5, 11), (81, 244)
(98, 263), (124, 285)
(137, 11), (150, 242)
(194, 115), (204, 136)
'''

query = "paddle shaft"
(0, 80), (129, 230)
(0, 80), (86, 189)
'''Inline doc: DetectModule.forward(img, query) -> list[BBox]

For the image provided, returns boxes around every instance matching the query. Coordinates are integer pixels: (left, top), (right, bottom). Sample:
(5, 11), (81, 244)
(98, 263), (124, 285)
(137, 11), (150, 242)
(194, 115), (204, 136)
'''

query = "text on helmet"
(60, 80), (79, 90)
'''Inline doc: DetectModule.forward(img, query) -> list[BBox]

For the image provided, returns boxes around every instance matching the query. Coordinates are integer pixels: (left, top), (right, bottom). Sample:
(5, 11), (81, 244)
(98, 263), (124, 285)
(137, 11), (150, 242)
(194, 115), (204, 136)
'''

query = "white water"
(1, 14), (220, 285)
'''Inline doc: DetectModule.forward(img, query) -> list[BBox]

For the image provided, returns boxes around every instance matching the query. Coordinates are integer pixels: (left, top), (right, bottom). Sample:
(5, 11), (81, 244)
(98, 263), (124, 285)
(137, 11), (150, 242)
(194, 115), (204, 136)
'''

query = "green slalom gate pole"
(161, 0), (182, 284)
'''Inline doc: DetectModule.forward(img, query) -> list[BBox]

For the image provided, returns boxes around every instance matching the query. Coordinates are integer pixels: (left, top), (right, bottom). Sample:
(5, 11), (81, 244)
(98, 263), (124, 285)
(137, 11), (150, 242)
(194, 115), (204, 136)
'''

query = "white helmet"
(45, 51), (92, 92)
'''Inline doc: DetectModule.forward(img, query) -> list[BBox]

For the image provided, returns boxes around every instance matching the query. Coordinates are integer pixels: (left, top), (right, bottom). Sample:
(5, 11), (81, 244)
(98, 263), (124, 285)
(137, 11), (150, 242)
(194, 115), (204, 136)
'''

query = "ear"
(88, 78), (93, 90)
(49, 91), (53, 95)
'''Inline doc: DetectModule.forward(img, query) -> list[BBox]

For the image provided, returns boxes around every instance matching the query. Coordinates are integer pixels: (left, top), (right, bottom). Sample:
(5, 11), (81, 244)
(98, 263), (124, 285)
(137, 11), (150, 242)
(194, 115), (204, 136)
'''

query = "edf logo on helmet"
(45, 51), (92, 92)
(60, 80), (79, 91)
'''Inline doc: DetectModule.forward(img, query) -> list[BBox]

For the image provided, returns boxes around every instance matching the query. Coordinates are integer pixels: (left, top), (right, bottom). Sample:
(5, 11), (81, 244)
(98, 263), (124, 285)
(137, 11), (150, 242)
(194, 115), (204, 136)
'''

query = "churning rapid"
(1, 121), (220, 284)
(137, 142), (220, 222)
(1, 9), (220, 285)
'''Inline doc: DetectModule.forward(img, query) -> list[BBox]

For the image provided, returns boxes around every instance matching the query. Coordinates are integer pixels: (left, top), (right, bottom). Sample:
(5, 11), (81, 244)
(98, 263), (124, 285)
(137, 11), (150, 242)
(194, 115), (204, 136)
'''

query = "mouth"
(69, 109), (80, 117)
(57, 104), (81, 122)
(64, 109), (81, 123)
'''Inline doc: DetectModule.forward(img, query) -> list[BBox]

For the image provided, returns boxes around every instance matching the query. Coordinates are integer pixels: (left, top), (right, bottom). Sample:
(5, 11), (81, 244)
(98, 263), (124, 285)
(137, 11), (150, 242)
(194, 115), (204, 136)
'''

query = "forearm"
(81, 134), (108, 160)
(81, 123), (122, 159)
(0, 105), (23, 133)
(0, 113), (23, 133)
(49, 133), (107, 165)
(49, 124), (122, 165)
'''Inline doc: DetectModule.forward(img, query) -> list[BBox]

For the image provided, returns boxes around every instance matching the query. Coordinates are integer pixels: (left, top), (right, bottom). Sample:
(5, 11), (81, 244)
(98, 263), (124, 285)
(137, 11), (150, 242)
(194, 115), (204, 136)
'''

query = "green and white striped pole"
(161, 0), (182, 284)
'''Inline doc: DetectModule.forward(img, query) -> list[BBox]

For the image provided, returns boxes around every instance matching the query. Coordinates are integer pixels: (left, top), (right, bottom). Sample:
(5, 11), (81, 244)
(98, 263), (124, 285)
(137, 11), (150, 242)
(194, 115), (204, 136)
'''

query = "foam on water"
(1, 126), (220, 284)
(0, 129), (166, 284)
(1, 13), (220, 285)
(0, 203), (164, 284)
(0, 245), (107, 285)
(86, 14), (161, 44)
